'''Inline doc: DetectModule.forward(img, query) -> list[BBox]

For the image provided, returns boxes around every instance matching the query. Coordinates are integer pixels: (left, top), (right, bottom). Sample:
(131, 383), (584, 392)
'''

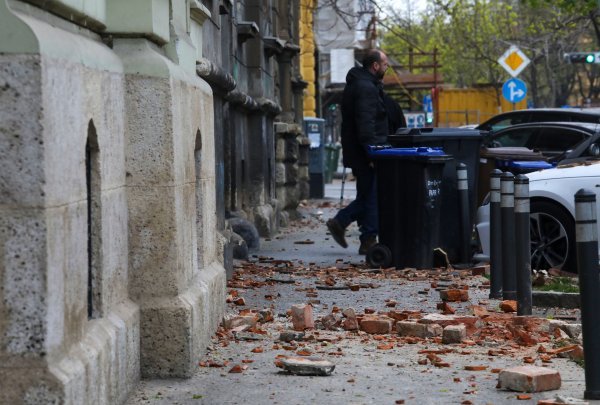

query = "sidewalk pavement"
(126, 188), (594, 405)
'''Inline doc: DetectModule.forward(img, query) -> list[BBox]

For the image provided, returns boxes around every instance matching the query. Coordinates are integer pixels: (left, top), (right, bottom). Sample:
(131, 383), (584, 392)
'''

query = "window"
(483, 113), (529, 132)
(489, 128), (538, 148)
(533, 128), (586, 154)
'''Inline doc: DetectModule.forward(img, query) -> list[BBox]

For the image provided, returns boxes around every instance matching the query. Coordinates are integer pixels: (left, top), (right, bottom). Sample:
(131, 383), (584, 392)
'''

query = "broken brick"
(465, 365), (487, 371)
(290, 304), (314, 331)
(440, 289), (469, 302)
(228, 364), (247, 373)
(442, 324), (466, 344)
(500, 300), (517, 313)
(321, 313), (342, 330)
(437, 302), (456, 315)
(471, 265), (489, 276)
(471, 305), (489, 318)
(360, 317), (393, 334)
(222, 314), (258, 330)
(387, 310), (410, 321)
(498, 366), (561, 392)
(397, 321), (442, 338)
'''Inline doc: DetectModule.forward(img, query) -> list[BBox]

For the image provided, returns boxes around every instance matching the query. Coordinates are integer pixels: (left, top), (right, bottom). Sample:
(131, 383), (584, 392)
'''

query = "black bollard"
(489, 170), (503, 299)
(501, 172), (517, 300)
(514, 175), (531, 315)
(457, 163), (471, 264)
(575, 189), (600, 400)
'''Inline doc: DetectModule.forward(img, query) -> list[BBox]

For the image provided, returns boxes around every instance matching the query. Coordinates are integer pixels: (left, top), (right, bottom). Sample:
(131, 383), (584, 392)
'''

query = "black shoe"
(359, 235), (377, 255)
(326, 218), (348, 248)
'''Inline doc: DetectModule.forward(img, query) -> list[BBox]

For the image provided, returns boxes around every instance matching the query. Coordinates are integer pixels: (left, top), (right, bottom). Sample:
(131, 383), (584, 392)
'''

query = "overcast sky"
(381, 0), (428, 18)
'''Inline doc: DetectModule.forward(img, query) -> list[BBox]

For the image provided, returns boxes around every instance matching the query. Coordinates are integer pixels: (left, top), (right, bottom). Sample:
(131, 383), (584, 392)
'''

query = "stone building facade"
(200, 0), (309, 235)
(0, 0), (226, 403)
(0, 0), (309, 403)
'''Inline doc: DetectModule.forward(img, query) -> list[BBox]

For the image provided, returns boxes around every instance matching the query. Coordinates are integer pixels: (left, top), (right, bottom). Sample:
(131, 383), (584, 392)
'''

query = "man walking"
(326, 49), (392, 255)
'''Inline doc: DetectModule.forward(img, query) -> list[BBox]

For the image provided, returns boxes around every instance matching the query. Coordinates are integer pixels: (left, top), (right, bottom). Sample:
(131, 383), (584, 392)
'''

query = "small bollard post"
(514, 175), (531, 315)
(501, 172), (517, 300)
(457, 163), (471, 264)
(489, 170), (503, 299)
(575, 189), (600, 400)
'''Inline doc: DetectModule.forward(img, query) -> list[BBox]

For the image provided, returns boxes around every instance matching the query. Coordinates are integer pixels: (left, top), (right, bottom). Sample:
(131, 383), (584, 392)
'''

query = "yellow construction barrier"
(436, 87), (527, 127)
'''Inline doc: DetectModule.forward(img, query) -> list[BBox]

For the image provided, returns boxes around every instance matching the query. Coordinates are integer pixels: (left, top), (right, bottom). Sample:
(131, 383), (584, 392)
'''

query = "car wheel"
(529, 201), (576, 272)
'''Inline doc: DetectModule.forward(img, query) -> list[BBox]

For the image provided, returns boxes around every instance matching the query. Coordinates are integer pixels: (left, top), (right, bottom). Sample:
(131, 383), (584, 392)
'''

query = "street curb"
(532, 291), (580, 309)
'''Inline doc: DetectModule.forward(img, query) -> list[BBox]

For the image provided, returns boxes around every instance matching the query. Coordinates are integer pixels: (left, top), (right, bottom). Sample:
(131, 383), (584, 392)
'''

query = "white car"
(475, 161), (600, 272)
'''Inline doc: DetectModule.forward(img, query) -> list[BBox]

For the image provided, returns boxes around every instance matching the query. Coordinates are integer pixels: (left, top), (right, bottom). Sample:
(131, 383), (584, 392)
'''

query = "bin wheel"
(366, 244), (393, 268)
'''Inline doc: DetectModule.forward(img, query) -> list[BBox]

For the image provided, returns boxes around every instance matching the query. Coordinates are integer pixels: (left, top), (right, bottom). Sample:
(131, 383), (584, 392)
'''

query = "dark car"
(483, 121), (600, 163)
(476, 108), (600, 133)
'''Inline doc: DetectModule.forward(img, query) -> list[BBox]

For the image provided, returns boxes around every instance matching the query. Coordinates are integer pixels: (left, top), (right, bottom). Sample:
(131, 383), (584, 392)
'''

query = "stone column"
(109, 0), (225, 379)
(0, 1), (139, 403)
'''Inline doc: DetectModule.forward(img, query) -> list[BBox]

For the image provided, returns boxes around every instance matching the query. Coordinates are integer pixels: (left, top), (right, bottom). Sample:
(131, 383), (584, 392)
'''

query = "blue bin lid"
(508, 160), (554, 170)
(368, 146), (446, 157)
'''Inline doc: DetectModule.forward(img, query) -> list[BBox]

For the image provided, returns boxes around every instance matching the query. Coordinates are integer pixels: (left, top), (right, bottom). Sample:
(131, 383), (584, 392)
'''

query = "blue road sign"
(502, 78), (527, 103)
(423, 95), (433, 113)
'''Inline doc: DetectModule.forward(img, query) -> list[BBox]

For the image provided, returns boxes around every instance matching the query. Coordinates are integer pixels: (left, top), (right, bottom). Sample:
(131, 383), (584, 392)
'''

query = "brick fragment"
(321, 313), (342, 330)
(500, 300), (517, 313)
(437, 302), (456, 314)
(440, 289), (469, 302)
(290, 304), (314, 331)
(497, 366), (561, 392)
(360, 317), (393, 334)
(387, 310), (410, 321)
(397, 321), (442, 338)
(442, 324), (466, 344)
(471, 265), (489, 276)
(341, 308), (359, 331)
(222, 314), (258, 330)
(418, 313), (481, 334)
(471, 305), (489, 318)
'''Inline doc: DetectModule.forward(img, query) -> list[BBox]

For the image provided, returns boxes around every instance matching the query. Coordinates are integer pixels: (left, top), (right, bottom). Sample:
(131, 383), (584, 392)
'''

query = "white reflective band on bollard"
(457, 169), (468, 191)
(576, 202), (598, 243)
(501, 193), (514, 208)
(501, 176), (514, 208)
(514, 183), (529, 214)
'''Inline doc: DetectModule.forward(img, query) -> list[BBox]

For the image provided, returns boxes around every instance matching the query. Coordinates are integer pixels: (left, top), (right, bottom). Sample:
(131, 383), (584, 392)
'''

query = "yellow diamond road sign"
(498, 45), (530, 77)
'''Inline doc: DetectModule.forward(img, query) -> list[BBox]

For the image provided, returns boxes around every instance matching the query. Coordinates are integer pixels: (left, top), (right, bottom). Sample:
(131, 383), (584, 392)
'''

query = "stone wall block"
(283, 186), (299, 210)
(139, 299), (193, 378)
(0, 209), (48, 358)
(284, 137), (299, 162)
(298, 144), (309, 165)
(253, 204), (275, 238)
(276, 137), (286, 161)
(99, 188), (129, 313)
(285, 162), (298, 184)
(127, 186), (181, 299)
(298, 165), (309, 181)
(197, 171), (216, 266)
(123, 76), (176, 186)
(0, 56), (44, 207)
(275, 162), (286, 185)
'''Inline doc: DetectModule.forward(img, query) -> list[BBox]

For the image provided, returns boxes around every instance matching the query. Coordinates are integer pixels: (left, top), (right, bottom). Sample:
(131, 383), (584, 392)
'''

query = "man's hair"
(362, 49), (382, 69)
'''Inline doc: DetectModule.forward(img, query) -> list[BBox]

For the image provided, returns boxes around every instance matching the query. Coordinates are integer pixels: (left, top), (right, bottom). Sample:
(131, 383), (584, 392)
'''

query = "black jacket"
(341, 67), (390, 170)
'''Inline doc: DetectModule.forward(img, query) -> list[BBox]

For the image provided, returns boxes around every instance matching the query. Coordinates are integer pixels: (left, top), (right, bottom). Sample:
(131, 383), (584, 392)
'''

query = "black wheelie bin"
(387, 128), (483, 264)
(367, 146), (453, 269)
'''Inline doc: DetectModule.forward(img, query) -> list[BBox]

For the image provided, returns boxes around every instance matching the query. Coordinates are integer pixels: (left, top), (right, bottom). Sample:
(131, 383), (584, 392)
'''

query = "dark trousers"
(334, 165), (378, 242)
